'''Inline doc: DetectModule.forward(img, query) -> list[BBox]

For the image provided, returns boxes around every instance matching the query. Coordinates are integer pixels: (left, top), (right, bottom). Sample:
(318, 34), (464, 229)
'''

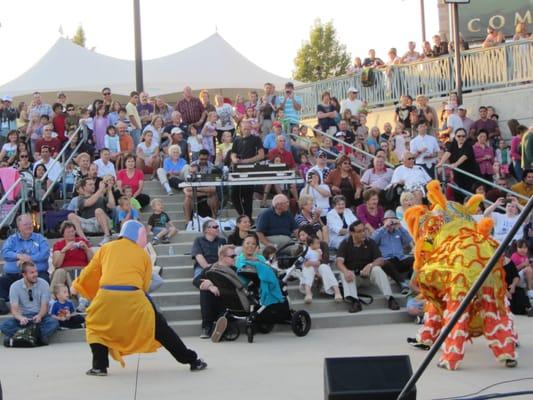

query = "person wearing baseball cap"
(263, 120), (290, 152)
(371, 210), (414, 295)
(340, 86), (363, 116)
(0, 95), (17, 140)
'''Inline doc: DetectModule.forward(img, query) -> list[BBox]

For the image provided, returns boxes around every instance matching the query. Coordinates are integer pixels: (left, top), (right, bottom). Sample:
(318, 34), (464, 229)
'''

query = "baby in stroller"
(205, 234), (311, 343)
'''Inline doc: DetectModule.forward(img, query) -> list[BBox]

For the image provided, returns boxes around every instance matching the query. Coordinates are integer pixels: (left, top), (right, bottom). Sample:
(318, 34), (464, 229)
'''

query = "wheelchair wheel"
(256, 322), (274, 334)
(223, 323), (240, 342)
(291, 310), (311, 337)
(246, 325), (254, 343)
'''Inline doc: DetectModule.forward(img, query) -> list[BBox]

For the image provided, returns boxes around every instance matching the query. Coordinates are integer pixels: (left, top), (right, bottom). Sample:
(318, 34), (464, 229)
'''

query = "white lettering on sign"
(489, 15), (506, 29)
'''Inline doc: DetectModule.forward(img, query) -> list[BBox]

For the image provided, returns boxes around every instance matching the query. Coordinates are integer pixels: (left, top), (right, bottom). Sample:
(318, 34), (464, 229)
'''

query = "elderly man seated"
(256, 194), (298, 248)
(371, 210), (413, 294)
(0, 214), (50, 312)
(0, 261), (59, 346)
(390, 151), (431, 203)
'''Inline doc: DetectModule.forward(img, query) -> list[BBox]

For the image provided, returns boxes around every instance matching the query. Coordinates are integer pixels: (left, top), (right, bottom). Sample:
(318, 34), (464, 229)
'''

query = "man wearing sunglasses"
(390, 151), (431, 192)
(191, 220), (226, 338)
(0, 261), (59, 346)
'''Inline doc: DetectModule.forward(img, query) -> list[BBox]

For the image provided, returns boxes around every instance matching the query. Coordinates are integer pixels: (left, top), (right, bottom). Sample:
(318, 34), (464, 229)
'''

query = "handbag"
(5, 323), (40, 347)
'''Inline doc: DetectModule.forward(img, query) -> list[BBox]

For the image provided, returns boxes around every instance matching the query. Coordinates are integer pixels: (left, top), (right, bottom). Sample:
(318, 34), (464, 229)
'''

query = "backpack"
(5, 324), (40, 347)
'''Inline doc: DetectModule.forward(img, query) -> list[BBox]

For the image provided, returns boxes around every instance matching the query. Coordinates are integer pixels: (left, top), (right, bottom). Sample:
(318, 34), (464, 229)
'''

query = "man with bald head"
(176, 86), (205, 128)
(256, 194), (298, 247)
(0, 214), (50, 307)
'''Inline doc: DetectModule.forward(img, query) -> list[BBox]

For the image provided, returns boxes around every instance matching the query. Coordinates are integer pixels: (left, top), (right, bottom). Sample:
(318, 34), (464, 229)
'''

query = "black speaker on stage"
(324, 355), (416, 400)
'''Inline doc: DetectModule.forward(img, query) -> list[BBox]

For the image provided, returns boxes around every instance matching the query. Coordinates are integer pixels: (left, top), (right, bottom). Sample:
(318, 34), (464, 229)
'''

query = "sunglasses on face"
(407, 157), (415, 160)
(67, 108), (75, 111)
(226, 254), (237, 259)
(103, 92), (111, 96)
(209, 225), (219, 229)
(19, 155), (29, 159)
(456, 134), (465, 138)
(28, 289), (33, 302)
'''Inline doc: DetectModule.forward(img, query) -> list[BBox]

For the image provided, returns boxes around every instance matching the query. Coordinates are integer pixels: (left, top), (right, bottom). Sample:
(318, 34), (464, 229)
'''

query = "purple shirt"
(472, 119), (498, 135)
(355, 204), (385, 230)
(93, 116), (109, 151)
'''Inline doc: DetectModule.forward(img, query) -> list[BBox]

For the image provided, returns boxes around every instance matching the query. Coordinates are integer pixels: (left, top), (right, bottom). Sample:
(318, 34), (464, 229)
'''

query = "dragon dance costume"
(404, 181), (517, 370)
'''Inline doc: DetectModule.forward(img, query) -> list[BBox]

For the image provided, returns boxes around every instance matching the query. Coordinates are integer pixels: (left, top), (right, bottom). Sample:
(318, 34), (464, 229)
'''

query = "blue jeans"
(130, 129), (141, 147)
(1, 314), (59, 340)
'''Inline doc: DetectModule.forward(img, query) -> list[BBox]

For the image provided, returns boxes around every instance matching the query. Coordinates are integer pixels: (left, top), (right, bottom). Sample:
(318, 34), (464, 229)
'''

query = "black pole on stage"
(133, 0), (144, 93)
(397, 193), (533, 400)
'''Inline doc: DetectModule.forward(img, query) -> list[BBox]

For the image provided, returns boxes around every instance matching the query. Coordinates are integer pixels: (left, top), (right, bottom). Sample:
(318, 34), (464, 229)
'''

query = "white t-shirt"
(300, 184), (331, 216)
(94, 159), (116, 178)
(187, 135), (203, 152)
(304, 248), (322, 263)
(340, 98), (363, 116)
(1, 143), (17, 158)
(491, 212), (523, 243)
(137, 142), (158, 158)
(390, 165), (431, 190)
(446, 114), (464, 140)
(216, 104), (235, 131)
(409, 134), (440, 167)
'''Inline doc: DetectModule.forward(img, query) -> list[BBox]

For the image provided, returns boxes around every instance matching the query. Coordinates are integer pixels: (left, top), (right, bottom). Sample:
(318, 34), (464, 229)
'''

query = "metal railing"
(0, 178), (26, 230)
(295, 39), (533, 118)
(38, 125), (86, 233)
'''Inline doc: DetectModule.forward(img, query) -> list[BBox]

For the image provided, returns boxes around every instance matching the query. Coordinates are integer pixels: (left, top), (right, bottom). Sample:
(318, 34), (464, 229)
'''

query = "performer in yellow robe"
(73, 220), (207, 376)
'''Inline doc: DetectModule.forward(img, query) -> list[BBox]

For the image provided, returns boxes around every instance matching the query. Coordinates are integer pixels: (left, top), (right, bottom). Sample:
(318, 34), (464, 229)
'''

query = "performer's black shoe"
(190, 359), (207, 372)
(86, 368), (107, 376)
(505, 359), (517, 368)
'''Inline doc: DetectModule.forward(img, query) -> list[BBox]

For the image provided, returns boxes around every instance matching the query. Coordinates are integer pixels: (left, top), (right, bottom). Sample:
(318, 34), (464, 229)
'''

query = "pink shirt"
(117, 168), (144, 194)
(510, 252), (528, 271)
(473, 143), (494, 175)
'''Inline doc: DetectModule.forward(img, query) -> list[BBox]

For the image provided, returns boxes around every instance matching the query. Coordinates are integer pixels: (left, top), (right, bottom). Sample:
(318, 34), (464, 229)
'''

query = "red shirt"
(52, 238), (91, 268)
(117, 168), (144, 194)
(53, 114), (67, 142)
(36, 137), (62, 156)
(267, 148), (296, 169)
(176, 97), (204, 125)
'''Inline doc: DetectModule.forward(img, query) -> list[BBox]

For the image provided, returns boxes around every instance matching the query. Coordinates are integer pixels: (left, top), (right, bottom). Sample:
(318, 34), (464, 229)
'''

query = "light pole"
(133, 0), (144, 93)
(420, 0), (426, 43)
(445, 0), (470, 105)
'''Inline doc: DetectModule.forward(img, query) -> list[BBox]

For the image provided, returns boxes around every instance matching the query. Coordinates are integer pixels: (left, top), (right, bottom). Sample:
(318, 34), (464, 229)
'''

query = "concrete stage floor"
(1, 317), (532, 400)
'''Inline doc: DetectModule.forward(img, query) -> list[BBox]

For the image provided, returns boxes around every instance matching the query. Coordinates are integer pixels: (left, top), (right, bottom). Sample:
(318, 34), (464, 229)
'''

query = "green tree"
(72, 25), (86, 47)
(293, 19), (351, 83)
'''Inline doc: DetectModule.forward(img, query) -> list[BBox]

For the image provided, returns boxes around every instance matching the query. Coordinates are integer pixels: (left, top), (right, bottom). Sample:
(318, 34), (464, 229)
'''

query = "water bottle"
(168, 246), (175, 256)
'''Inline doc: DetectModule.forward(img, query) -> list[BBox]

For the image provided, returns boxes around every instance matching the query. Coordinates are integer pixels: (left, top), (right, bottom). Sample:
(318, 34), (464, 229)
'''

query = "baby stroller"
(205, 241), (312, 343)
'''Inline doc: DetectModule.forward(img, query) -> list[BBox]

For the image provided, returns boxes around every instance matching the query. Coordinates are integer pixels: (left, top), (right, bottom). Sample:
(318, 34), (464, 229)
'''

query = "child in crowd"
(117, 195), (140, 226)
(104, 125), (121, 162)
(49, 284), (85, 329)
(201, 111), (217, 160)
(262, 245), (278, 269)
(148, 198), (177, 245)
(242, 106), (259, 136)
(123, 185), (141, 210)
(510, 240), (533, 298)
(504, 254), (532, 316)
(187, 125), (203, 161)
(0, 130), (18, 166)
(299, 236), (342, 304)
(116, 107), (130, 127)
(298, 153), (313, 179)
(215, 131), (233, 166)
(406, 276), (425, 324)
(275, 108), (290, 134)
(495, 139), (511, 178)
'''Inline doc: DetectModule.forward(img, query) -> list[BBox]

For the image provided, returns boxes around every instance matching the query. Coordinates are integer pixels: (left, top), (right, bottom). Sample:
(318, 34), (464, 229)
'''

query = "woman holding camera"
(51, 221), (94, 291)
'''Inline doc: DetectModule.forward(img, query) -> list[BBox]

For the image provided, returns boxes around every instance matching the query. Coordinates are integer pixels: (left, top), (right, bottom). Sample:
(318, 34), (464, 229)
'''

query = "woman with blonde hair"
(513, 21), (530, 41)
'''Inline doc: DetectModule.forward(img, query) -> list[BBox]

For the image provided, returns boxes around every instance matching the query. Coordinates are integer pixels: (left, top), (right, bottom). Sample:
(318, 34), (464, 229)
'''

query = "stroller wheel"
(246, 325), (254, 343)
(223, 323), (240, 342)
(291, 310), (311, 337)
(256, 323), (274, 334)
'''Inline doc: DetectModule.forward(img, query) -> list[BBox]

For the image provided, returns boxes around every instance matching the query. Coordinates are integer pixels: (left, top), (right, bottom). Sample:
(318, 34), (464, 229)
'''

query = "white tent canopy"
(0, 33), (291, 97)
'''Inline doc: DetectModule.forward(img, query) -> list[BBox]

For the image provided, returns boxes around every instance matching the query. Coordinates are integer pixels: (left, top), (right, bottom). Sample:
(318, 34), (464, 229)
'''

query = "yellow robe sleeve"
(142, 253), (153, 293)
(72, 247), (103, 300)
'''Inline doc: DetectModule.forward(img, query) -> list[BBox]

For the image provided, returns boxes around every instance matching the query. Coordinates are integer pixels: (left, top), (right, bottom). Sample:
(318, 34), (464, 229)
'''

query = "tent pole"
(133, 0), (144, 93)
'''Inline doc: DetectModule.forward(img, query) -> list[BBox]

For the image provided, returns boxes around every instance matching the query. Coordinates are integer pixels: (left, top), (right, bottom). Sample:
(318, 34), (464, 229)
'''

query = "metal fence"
(295, 39), (533, 118)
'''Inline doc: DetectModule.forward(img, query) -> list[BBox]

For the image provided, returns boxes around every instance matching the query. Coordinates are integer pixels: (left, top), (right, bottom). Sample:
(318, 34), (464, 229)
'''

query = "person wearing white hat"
(340, 87), (363, 117)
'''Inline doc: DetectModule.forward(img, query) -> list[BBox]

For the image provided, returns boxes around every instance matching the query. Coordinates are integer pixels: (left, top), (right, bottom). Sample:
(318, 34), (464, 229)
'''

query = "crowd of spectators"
(2, 27), (533, 342)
